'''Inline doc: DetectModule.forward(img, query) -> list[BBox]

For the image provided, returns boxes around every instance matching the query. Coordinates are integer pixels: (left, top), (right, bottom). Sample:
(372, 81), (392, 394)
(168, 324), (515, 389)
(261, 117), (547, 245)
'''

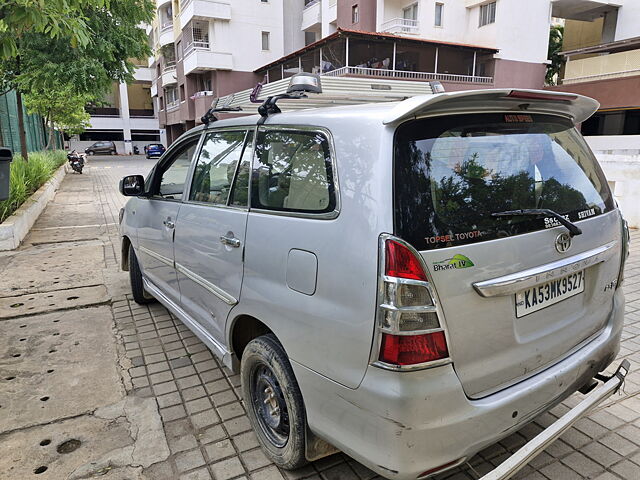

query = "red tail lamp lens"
(379, 332), (449, 365)
(385, 240), (427, 281)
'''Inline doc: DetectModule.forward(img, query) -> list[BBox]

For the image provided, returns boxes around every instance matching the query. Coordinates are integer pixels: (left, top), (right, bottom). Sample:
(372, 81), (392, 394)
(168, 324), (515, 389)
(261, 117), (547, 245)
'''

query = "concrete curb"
(0, 163), (69, 251)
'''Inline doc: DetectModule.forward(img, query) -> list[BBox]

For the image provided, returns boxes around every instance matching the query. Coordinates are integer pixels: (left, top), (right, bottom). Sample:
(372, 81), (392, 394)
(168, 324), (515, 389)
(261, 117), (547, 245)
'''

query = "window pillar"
(392, 41), (397, 72)
(345, 36), (349, 67)
(472, 51), (477, 78)
(434, 47), (439, 74)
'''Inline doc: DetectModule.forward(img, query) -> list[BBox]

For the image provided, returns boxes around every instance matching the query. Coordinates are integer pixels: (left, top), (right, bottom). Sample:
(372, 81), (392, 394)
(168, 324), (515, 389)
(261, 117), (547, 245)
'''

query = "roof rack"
(201, 106), (243, 125)
(210, 74), (441, 115)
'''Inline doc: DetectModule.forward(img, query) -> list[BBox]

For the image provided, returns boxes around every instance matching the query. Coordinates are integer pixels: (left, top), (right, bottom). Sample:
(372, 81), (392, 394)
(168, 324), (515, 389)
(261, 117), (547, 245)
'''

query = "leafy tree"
(23, 86), (92, 149)
(546, 25), (564, 86)
(0, 0), (154, 160)
(0, 0), (99, 59)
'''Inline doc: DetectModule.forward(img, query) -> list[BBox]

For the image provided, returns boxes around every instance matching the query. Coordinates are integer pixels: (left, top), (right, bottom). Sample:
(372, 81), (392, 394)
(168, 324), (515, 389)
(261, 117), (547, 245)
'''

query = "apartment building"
(152, 1), (560, 144)
(70, 61), (161, 155)
(290, 0), (552, 91)
(150, 0), (290, 144)
(548, 0), (640, 153)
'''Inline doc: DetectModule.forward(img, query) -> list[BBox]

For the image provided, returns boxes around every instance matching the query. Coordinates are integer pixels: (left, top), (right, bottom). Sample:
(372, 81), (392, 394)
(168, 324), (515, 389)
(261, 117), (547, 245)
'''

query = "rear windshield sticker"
(544, 215), (570, 229)
(433, 254), (474, 271)
(504, 114), (533, 123)
(578, 208), (596, 220)
(426, 230), (483, 244)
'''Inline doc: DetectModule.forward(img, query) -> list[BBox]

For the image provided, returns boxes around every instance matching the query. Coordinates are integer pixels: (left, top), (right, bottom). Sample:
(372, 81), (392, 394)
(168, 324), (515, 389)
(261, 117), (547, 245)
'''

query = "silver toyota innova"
(119, 85), (630, 480)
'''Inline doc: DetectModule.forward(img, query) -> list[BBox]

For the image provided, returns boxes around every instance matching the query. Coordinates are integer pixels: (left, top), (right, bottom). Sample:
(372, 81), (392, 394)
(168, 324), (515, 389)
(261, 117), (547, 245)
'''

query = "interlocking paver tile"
(180, 467), (213, 480)
(175, 448), (207, 473)
(561, 451), (605, 477)
(169, 434), (200, 454)
(242, 448), (273, 471)
(191, 409), (221, 430)
(204, 439), (236, 462)
(210, 457), (246, 480)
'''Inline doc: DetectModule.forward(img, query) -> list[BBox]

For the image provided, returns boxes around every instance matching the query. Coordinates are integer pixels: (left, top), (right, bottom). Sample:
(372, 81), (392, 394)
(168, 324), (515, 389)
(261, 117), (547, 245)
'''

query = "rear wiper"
(491, 208), (582, 237)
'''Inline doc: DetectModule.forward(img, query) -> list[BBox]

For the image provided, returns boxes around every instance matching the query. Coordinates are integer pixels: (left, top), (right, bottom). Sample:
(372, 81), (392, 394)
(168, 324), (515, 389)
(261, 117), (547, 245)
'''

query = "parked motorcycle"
(67, 150), (86, 174)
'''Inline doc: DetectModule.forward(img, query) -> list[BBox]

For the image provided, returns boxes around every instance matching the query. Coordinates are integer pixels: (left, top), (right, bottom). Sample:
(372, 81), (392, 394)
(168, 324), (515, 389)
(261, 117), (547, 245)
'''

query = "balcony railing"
(163, 62), (176, 73)
(86, 107), (120, 117)
(166, 100), (180, 111)
(381, 18), (419, 34)
(161, 21), (173, 31)
(184, 41), (210, 56)
(323, 66), (493, 84)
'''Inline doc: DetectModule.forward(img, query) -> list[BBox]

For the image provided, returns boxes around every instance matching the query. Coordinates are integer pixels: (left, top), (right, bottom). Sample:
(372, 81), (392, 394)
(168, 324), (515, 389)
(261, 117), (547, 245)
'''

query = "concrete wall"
(586, 135), (640, 156)
(596, 153), (640, 228)
(338, 0), (377, 31)
(614, 0), (640, 42)
(546, 74), (640, 110)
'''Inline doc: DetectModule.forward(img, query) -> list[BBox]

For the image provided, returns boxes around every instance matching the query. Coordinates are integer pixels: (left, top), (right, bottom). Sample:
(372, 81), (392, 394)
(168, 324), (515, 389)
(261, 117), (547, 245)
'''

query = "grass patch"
(0, 151), (67, 223)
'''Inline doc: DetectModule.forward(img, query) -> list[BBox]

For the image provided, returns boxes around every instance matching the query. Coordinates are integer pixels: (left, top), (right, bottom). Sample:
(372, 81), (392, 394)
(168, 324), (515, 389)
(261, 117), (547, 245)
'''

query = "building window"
(305, 31), (316, 45)
(352, 4), (359, 24)
(165, 87), (178, 107)
(403, 3), (418, 21)
(176, 41), (182, 61)
(435, 3), (444, 26)
(262, 31), (270, 51)
(179, 84), (185, 102)
(479, 1), (496, 27)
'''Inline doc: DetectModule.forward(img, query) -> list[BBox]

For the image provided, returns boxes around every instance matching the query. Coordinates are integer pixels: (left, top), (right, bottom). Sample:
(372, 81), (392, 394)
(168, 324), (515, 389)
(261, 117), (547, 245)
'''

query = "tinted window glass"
(394, 114), (614, 250)
(230, 130), (253, 207)
(252, 130), (335, 214)
(157, 139), (198, 200)
(189, 130), (246, 205)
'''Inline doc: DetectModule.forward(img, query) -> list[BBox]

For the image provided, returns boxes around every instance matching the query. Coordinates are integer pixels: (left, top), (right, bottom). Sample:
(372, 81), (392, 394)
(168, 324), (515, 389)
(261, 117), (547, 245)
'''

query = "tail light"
(373, 235), (451, 370)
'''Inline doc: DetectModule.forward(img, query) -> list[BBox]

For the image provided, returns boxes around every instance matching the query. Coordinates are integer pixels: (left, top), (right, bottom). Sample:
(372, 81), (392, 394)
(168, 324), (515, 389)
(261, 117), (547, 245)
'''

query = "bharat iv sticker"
(433, 254), (474, 271)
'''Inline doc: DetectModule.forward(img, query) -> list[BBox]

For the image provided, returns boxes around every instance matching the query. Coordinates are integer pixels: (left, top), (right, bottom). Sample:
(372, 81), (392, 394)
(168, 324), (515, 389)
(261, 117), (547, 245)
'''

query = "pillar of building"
(118, 82), (133, 155)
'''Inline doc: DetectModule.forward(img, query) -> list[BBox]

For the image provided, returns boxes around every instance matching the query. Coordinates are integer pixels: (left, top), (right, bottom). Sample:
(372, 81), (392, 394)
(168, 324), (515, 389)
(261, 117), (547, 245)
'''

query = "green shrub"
(0, 150), (67, 223)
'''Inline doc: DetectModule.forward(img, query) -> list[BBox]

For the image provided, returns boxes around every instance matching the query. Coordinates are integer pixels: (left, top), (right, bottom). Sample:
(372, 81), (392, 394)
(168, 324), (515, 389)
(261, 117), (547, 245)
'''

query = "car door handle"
(220, 235), (241, 248)
(163, 219), (175, 229)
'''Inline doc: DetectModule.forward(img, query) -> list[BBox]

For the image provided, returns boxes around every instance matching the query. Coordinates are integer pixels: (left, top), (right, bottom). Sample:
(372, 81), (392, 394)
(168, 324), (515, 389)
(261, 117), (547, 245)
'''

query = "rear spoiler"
(382, 89), (599, 126)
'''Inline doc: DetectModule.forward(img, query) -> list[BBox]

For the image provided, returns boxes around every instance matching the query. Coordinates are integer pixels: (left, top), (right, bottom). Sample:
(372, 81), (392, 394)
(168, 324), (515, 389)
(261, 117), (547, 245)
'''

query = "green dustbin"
(0, 148), (12, 202)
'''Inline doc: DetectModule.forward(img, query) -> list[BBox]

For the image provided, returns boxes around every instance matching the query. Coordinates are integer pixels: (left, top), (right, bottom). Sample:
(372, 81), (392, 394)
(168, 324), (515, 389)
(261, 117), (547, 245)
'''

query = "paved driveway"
(3, 154), (639, 480)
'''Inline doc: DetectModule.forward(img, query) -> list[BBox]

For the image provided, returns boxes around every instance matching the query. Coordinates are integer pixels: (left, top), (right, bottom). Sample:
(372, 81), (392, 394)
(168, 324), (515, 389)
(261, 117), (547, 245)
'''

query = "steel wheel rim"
(250, 362), (290, 448)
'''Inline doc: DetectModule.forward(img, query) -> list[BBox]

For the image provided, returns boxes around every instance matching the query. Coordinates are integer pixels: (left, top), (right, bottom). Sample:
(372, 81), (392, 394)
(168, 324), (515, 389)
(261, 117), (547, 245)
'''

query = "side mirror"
(119, 175), (145, 196)
(0, 147), (13, 202)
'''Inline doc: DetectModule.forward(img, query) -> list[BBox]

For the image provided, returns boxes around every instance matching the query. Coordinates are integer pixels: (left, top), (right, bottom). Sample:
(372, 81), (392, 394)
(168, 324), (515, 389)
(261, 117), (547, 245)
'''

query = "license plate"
(515, 270), (585, 318)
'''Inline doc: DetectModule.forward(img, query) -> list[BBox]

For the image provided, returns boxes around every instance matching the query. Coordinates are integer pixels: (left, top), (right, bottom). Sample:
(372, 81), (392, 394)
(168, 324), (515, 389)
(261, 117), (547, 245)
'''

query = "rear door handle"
(220, 235), (241, 248)
(163, 219), (175, 229)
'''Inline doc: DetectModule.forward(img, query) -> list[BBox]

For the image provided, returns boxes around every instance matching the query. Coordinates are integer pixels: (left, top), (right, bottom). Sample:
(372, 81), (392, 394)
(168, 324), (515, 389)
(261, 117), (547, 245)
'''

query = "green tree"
(0, 0), (153, 160)
(546, 25), (565, 86)
(23, 86), (91, 149)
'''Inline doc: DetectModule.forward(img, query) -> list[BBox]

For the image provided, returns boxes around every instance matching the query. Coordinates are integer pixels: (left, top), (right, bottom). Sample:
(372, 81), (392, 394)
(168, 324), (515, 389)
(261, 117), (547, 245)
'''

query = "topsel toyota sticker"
(433, 254), (474, 271)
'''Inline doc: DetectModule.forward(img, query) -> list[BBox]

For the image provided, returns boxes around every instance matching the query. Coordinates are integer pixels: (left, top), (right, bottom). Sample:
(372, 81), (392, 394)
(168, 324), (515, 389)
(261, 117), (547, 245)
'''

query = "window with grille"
(184, 20), (210, 53)
(479, 1), (496, 27)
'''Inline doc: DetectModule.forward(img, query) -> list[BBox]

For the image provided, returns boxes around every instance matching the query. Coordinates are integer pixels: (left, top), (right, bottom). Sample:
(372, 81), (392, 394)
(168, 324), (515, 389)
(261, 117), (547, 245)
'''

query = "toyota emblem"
(555, 232), (572, 253)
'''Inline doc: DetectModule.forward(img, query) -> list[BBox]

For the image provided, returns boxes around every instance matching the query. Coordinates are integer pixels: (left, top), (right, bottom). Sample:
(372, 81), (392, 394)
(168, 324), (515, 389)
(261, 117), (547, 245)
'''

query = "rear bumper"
(292, 288), (625, 480)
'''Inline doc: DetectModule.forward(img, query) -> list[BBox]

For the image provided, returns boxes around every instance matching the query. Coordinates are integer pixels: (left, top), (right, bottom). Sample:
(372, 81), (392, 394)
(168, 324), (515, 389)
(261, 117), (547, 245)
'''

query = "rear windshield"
(394, 113), (614, 250)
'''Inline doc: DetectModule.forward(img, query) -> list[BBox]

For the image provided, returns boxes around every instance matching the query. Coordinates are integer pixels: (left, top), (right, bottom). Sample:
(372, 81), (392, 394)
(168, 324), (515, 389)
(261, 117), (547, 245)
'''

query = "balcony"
(159, 23), (174, 47)
(327, 0), (337, 23)
(161, 64), (177, 86)
(381, 18), (419, 35)
(134, 66), (154, 82)
(183, 44), (233, 75)
(323, 66), (493, 84)
(563, 48), (640, 84)
(180, 0), (231, 27)
(166, 100), (180, 112)
(551, 0), (623, 21)
(301, 0), (321, 31)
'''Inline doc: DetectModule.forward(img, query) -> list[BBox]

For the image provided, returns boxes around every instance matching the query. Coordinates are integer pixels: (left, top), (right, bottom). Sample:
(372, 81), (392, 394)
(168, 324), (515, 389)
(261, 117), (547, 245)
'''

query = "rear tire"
(129, 246), (156, 304)
(110, 150), (116, 155)
(241, 334), (308, 470)
(87, 151), (95, 156)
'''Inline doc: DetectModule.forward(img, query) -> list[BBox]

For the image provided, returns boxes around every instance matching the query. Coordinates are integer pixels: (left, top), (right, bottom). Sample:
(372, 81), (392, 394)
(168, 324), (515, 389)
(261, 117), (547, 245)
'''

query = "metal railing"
(322, 66), (493, 84)
(184, 41), (210, 56)
(163, 63), (176, 73)
(381, 18), (419, 34)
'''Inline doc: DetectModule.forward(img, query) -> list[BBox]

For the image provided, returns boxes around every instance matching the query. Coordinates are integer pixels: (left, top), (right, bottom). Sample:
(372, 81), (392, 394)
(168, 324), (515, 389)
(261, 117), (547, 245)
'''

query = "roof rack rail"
(201, 106), (243, 125)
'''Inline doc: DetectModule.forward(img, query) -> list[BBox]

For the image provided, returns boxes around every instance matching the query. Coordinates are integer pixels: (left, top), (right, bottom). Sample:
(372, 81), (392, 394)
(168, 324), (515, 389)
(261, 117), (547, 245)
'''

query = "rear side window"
(394, 113), (614, 250)
(189, 130), (247, 205)
(252, 129), (336, 214)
